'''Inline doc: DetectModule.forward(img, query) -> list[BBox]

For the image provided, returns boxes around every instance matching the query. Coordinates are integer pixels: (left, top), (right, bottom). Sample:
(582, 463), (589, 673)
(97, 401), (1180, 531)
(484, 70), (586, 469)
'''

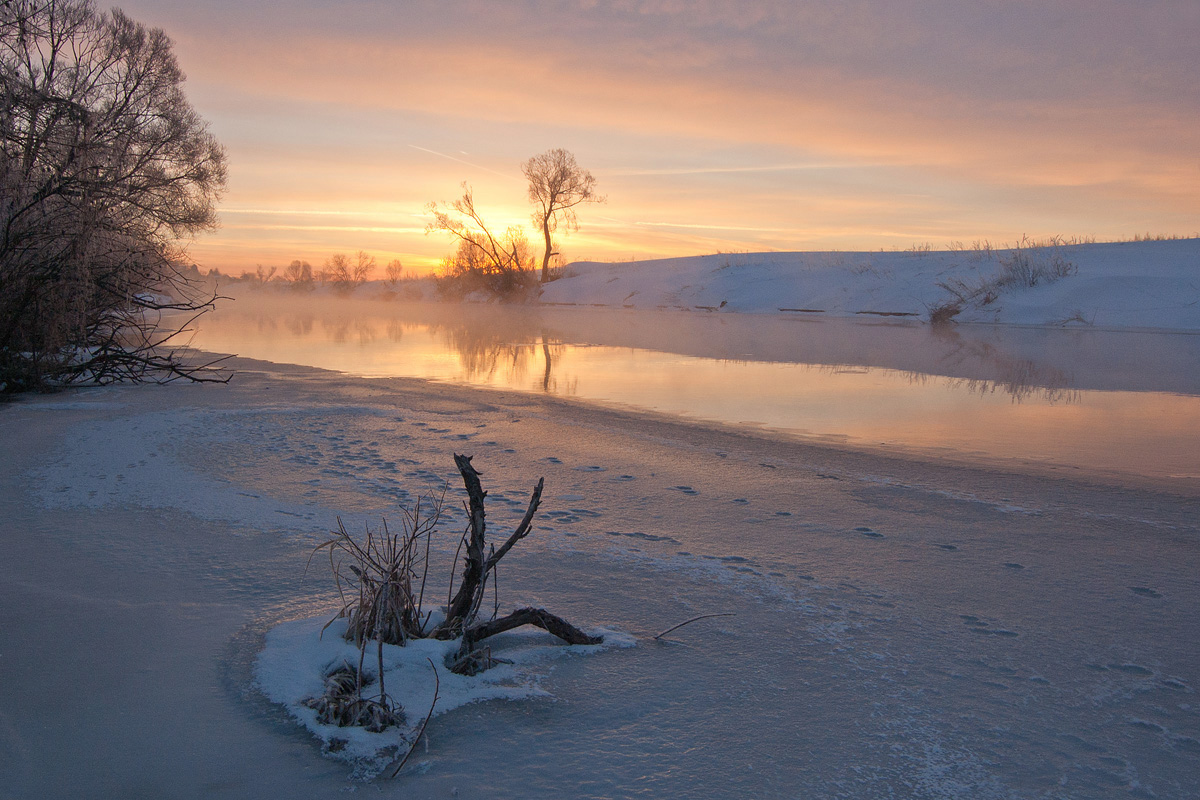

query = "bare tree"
(384, 258), (404, 286)
(320, 251), (374, 292)
(522, 149), (602, 283)
(282, 259), (314, 289)
(352, 250), (376, 284)
(426, 184), (536, 299)
(0, 0), (227, 392)
(251, 265), (276, 286)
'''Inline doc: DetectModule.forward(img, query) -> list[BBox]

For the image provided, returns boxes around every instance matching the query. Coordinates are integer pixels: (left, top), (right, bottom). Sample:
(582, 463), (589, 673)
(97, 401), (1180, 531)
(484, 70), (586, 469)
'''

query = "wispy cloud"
(223, 208), (420, 218)
(225, 224), (428, 235)
(609, 162), (869, 177)
(630, 221), (807, 234)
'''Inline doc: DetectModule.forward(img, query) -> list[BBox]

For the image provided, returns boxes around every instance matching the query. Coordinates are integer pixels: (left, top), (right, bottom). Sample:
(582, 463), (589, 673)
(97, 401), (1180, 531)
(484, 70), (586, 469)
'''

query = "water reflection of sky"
(187, 295), (1200, 485)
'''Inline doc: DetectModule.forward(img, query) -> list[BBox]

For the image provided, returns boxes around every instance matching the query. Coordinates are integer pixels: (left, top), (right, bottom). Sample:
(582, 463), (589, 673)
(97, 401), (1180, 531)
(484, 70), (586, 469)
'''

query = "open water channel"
(188, 292), (1200, 489)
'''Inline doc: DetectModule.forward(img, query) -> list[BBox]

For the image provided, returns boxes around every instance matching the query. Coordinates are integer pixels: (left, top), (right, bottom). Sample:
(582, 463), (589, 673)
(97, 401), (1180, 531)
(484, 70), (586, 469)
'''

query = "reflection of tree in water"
(253, 314), (278, 334)
(923, 327), (1080, 404)
(434, 320), (570, 393)
(283, 314), (314, 337)
(386, 320), (407, 343)
(321, 317), (378, 346)
(902, 369), (1080, 404)
(808, 329), (1081, 403)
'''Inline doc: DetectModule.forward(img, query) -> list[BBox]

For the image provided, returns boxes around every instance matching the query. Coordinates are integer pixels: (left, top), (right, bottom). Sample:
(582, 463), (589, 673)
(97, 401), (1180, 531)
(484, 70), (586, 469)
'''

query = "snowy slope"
(540, 239), (1200, 331)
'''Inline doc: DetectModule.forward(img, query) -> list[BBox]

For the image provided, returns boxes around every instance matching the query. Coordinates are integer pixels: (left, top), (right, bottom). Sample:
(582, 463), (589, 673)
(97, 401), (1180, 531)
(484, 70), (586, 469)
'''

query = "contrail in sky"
(408, 145), (520, 182)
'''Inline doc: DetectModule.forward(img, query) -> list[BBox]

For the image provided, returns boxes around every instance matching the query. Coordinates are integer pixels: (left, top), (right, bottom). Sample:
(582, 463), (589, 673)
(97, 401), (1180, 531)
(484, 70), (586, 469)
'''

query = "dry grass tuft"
(927, 300), (963, 326)
(311, 493), (446, 647)
(929, 236), (1077, 323)
(303, 661), (406, 733)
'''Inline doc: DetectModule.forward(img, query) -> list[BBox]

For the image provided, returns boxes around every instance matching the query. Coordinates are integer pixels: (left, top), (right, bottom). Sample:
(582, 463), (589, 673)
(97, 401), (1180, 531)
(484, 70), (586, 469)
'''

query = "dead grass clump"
(303, 661), (405, 733)
(995, 236), (1077, 288)
(927, 300), (963, 326)
(969, 239), (994, 261)
(312, 494), (445, 647)
(930, 236), (1077, 323)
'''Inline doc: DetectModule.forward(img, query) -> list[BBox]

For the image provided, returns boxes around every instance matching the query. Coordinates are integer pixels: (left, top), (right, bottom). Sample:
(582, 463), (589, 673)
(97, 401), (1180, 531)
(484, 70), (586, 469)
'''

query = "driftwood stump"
(433, 454), (601, 671)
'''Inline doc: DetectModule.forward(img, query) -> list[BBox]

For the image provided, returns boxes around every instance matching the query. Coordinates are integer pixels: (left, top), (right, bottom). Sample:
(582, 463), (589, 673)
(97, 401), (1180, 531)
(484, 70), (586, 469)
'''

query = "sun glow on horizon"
(119, 0), (1200, 276)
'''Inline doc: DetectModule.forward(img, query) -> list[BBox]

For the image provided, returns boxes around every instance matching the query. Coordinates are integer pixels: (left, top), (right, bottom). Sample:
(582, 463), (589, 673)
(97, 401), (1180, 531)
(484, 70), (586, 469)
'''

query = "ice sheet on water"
(28, 407), (337, 533)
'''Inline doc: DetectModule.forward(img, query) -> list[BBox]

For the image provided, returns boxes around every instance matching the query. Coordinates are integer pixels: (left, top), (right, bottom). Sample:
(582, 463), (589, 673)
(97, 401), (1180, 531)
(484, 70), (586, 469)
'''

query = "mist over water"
(186, 291), (1200, 485)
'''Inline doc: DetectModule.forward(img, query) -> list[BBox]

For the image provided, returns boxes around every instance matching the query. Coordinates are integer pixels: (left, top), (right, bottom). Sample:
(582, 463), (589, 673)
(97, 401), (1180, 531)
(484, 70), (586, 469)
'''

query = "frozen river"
(6, 306), (1200, 797)
(189, 293), (1200, 488)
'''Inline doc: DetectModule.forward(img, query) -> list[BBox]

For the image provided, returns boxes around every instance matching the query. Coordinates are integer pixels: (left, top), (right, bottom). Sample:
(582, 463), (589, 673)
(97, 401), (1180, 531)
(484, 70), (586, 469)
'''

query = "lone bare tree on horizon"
(523, 149), (603, 283)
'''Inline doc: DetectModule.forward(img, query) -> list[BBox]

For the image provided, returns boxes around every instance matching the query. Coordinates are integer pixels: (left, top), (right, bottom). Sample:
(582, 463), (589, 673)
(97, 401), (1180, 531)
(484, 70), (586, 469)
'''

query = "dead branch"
(488, 478), (543, 568)
(437, 454), (490, 636)
(465, 607), (602, 647)
(390, 658), (440, 778)
(653, 613), (736, 641)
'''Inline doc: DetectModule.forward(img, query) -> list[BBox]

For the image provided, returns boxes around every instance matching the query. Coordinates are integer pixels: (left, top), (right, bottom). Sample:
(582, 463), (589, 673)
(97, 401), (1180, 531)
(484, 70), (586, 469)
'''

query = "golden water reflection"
(188, 295), (1200, 486)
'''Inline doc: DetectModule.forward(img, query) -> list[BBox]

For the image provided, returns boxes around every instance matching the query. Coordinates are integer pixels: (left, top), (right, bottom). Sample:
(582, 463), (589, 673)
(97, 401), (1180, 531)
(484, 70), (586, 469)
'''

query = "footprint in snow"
(1004, 563), (1025, 570)
(1129, 586), (1162, 598)
(960, 614), (1018, 636)
(1174, 736), (1200, 754)
(855, 526), (883, 538)
(670, 485), (699, 495)
(935, 544), (958, 551)
(1127, 719), (1166, 733)
(1107, 663), (1154, 676)
(573, 465), (607, 472)
(605, 531), (680, 545)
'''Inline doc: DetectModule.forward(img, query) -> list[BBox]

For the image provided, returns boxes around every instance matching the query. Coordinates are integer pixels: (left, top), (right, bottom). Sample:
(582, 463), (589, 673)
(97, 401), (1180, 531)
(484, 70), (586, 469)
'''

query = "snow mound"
(254, 615), (634, 777)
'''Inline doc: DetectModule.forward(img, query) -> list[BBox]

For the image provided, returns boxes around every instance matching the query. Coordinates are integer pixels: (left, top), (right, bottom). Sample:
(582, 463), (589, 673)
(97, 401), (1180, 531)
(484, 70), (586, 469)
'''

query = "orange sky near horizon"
(116, 0), (1200, 276)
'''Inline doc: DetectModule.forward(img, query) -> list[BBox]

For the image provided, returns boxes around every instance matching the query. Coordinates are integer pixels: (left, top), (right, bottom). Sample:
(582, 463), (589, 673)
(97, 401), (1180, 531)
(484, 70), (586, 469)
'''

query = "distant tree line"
(227, 251), (418, 295)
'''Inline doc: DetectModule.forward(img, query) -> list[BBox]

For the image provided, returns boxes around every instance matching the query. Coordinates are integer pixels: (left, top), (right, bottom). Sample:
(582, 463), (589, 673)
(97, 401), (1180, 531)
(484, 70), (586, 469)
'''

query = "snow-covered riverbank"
(540, 238), (1200, 331)
(3, 359), (1199, 798)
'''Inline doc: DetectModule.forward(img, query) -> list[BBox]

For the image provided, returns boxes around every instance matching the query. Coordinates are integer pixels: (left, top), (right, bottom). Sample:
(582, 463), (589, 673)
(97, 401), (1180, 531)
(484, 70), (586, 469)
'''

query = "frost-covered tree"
(0, 0), (227, 392)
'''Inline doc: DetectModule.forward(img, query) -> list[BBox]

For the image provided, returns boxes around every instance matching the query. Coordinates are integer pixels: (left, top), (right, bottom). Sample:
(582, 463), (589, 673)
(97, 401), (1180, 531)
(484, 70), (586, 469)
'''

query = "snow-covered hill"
(541, 239), (1200, 331)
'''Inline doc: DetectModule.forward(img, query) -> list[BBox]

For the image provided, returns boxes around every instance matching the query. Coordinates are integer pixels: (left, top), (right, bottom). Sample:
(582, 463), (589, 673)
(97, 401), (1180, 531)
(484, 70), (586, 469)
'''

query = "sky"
(114, 0), (1200, 275)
